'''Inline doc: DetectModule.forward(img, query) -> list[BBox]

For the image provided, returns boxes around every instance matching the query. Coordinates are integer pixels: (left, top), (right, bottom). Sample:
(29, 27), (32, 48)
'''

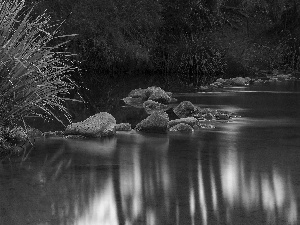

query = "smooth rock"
(65, 112), (116, 138)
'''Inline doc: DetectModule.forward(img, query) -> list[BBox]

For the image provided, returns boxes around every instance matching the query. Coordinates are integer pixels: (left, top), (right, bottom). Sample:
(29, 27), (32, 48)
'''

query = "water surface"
(1, 81), (300, 225)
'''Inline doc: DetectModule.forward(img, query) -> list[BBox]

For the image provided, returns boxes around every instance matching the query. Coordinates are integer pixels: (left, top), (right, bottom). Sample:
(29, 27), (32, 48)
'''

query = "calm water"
(1, 81), (300, 225)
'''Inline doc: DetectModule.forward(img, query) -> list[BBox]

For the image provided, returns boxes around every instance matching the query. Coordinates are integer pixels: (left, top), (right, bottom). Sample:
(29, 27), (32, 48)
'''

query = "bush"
(0, 0), (77, 126)
(176, 34), (226, 86)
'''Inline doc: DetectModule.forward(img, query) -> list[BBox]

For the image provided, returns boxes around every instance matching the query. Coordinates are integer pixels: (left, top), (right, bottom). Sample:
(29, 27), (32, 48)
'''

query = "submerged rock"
(115, 123), (132, 131)
(135, 111), (169, 133)
(143, 100), (169, 114)
(173, 101), (198, 118)
(169, 123), (194, 133)
(65, 112), (116, 138)
(168, 117), (198, 128)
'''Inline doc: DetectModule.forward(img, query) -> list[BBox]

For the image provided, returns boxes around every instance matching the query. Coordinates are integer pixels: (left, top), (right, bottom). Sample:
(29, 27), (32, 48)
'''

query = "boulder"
(122, 97), (144, 108)
(128, 88), (148, 100)
(169, 117), (198, 128)
(135, 111), (169, 133)
(115, 123), (132, 131)
(173, 101), (198, 118)
(143, 100), (169, 114)
(231, 77), (247, 86)
(147, 86), (171, 104)
(65, 112), (116, 138)
(169, 123), (194, 133)
(124, 86), (174, 107)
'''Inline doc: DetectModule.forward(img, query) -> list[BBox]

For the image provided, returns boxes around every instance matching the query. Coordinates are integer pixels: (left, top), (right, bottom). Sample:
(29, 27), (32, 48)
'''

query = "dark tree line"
(29, 0), (300, 113)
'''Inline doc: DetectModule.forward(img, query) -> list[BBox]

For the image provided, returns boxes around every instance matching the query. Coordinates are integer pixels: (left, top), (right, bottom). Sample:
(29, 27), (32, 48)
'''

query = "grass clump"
(0, 0), (77, 126)
(0, 0), (77, 156)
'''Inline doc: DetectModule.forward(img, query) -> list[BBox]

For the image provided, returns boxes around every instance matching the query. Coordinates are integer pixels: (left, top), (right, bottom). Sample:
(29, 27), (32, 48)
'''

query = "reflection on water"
(1, 82), (300, 225)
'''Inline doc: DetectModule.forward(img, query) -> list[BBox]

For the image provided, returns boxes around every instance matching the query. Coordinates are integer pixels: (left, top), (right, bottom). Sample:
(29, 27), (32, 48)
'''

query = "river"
(0, 80), (300, 225)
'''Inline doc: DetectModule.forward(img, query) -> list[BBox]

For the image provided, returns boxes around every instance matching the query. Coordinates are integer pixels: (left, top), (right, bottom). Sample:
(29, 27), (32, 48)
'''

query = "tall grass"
(0, 0), (77, 126)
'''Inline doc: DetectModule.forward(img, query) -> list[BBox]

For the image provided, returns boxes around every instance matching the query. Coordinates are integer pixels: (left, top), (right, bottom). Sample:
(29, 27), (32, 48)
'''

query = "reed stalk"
(0, 0), (77, 126)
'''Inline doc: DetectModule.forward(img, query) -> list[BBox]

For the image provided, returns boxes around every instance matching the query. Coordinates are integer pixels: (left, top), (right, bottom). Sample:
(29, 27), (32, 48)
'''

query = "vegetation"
(0, 0), (77, 126)
(0, 0), (77, 156)
(1, 0), (300, 132)
(28, 0), (300, 114)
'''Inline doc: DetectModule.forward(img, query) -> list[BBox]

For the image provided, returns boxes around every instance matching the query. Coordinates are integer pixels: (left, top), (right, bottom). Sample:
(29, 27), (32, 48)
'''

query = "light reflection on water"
(1, 82), (300, 225)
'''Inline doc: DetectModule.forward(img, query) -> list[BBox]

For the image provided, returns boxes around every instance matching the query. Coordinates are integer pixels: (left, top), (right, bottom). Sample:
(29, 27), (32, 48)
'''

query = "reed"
(0, 0), (77, 126)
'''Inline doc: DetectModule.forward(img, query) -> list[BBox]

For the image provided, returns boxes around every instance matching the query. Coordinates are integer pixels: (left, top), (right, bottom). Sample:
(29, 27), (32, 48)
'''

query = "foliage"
(176, 34), (226, 86)
(0, 0), (77, 125)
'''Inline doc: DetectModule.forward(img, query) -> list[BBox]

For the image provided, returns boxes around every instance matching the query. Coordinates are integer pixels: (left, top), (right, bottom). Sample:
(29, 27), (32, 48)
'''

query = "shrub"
(176, 34), (226, 87)
(0, 0), (77, 126)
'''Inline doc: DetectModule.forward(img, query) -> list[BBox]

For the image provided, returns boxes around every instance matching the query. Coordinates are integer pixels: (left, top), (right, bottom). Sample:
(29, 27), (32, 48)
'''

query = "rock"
(245, 77), (251, 82)
(173, 101), (198, 118)
(125, 86), (174, 107)
(143, 100), (169, 114)
(169, 117), (198, 128)
(169, 123), (194, 133)
(198, 85), (210, 91)
(65, 112), (116, 138)
(43, 131), (64, 137)
(135, 111), (169, 133)
(212, 81), (223, 88)
(203, 113), (214, 120)
(253, 79), (263, 84)
(8, 127), (27, 144)
(122, 97), (144, 108)
(215, 113), (230, 120)
(64, 135), (86, 139)
(223, 79), (234, 85)
(26, 127), (43, 138)
(169, 97), (178, 103)
(276, 74), (292, 81)
(147, 86), (171, 104)
(231, 77), (247, 86)
(128, 88), (148, 100)
(196, 124), (215, 129)
(115, 123), (132, 131)
(216, 78), (225, 83)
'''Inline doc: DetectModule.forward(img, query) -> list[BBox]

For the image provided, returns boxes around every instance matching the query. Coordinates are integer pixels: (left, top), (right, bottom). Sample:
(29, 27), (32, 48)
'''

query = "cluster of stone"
(199, 72), (299, 92)
(122, 86), (177, 111)
(199, 77), (252, 91)
(121, 87), (239, 134)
